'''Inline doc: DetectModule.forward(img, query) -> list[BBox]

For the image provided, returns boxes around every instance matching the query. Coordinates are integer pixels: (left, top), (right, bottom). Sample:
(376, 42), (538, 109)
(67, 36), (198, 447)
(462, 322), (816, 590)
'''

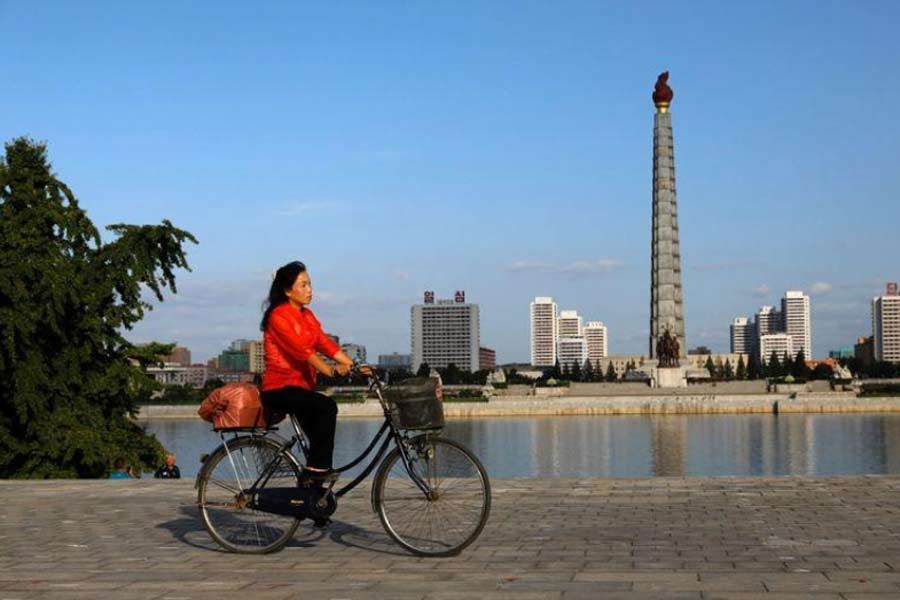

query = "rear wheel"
(373, 435), (491, 556)
(197, 435), (302, 554)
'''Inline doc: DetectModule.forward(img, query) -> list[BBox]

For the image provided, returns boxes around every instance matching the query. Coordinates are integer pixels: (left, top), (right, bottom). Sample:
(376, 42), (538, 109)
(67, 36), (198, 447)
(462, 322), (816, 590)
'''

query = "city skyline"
(5, 3), (898, 362)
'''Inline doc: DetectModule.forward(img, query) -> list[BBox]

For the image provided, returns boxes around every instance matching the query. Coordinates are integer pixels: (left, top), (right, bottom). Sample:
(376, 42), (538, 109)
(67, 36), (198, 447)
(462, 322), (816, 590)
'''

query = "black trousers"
(262, 386), (338, 470)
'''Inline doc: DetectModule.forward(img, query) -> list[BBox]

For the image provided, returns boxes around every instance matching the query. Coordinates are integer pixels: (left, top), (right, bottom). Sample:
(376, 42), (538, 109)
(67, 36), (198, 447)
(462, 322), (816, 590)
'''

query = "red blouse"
(262, 303), (340, 391)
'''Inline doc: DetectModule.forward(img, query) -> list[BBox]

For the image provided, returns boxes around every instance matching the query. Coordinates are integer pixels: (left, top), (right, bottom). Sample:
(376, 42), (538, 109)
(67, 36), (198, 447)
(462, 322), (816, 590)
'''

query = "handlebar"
(351, 362), (381, 383)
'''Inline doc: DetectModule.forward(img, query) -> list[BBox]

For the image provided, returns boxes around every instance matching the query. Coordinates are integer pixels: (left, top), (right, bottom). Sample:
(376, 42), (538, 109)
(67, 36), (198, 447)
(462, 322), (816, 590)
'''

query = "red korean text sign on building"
(888, 282), (899, 296)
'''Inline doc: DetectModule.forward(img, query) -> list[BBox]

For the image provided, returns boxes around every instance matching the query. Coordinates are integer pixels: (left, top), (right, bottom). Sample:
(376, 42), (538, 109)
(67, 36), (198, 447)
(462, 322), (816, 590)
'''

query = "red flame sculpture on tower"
(652, 71), (674, 112)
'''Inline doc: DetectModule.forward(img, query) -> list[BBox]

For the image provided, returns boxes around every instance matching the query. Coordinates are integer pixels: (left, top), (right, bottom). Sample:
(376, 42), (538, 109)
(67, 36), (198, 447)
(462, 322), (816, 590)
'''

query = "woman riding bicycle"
(198, 266), (491, 554)
(260, 260), (357, 480)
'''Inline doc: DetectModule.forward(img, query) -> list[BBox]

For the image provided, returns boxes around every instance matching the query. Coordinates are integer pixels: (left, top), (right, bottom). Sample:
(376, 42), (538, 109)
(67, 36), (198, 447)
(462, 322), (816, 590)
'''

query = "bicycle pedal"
(313, 517), (332, 529)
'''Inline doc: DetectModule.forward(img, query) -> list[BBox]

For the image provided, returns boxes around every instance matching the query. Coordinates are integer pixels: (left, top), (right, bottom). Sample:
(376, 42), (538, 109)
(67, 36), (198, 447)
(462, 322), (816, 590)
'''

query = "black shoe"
(313, 516), (332, 529)
(300, 468), (339, 484)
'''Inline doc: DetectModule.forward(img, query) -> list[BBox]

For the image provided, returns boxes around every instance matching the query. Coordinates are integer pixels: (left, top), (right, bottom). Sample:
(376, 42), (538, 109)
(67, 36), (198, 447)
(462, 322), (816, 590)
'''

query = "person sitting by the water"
(109, 457), (136, 479)
(154, 453), (181, 479)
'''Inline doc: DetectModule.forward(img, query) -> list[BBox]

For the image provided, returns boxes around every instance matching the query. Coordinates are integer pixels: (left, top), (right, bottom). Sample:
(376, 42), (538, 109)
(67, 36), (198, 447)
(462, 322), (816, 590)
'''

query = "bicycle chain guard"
(252, 486), (338, 519)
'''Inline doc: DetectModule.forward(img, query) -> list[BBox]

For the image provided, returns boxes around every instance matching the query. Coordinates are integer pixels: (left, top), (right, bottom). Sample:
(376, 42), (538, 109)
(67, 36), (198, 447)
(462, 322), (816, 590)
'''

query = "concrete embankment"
(136, 393), (900, 420)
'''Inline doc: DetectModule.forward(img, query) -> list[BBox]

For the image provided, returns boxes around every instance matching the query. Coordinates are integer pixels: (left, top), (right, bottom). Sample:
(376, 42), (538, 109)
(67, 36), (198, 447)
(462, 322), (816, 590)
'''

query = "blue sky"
(3, 1), (899, 363)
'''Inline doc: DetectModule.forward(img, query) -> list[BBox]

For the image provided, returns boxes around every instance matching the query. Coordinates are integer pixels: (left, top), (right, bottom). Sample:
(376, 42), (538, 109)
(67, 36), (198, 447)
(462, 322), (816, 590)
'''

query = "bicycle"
(195, 365), (491, 556)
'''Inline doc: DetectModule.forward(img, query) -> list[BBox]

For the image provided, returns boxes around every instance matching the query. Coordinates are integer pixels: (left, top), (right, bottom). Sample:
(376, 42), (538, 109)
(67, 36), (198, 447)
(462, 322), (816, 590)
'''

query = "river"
(144, 413), (900, 479)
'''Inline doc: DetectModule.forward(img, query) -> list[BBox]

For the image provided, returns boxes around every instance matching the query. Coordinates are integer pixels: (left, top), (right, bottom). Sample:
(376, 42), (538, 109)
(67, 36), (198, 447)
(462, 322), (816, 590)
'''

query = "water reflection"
(651, 417), (686, 476)
(144, 413), (900, 480)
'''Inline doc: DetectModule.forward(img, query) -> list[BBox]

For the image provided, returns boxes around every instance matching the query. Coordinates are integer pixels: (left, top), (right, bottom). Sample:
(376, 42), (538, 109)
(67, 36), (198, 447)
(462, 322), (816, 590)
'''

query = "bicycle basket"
(383, 377), (445, 430)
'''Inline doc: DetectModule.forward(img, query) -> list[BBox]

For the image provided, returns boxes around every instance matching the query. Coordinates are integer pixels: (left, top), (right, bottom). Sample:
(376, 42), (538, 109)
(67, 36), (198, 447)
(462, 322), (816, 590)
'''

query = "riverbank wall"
(135, 393), (900, 420)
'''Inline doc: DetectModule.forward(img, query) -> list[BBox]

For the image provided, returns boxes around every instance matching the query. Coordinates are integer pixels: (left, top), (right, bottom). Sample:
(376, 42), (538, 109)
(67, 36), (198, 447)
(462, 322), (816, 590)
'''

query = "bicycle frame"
(226, 371), (437, 502)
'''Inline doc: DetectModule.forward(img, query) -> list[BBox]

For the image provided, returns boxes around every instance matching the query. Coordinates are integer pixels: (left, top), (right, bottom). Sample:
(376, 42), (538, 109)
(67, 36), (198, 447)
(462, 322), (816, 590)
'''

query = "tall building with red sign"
(411, 291), (480, 372)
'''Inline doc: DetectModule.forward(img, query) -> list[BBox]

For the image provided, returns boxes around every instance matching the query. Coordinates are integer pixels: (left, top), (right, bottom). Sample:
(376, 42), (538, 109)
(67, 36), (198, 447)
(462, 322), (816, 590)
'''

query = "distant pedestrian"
(154, 453), (181, 479)
(109, 457), (136, 479)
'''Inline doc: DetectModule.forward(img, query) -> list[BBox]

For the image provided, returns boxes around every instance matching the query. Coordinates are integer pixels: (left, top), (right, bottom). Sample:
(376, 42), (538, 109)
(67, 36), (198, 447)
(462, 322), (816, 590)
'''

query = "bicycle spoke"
(207, 477), (241, 495)
(375, 437), (490, 556)
(198, 436), (302, 554)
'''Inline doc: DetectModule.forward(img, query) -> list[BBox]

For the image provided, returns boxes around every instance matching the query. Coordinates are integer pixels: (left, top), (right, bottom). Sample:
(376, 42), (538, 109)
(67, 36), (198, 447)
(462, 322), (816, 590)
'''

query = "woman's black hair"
(260, 261), (307, 331)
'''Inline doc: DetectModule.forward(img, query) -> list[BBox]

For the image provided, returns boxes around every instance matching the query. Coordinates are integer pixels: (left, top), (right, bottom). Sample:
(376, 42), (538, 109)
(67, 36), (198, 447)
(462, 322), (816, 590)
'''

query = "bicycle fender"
(370, 433), (430, 512)
(194, 432), (295, 489)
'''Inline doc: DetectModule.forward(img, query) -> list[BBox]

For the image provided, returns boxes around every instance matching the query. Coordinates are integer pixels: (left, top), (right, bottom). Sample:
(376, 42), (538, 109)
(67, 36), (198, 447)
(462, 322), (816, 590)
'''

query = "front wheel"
(373, 435), (491, 556)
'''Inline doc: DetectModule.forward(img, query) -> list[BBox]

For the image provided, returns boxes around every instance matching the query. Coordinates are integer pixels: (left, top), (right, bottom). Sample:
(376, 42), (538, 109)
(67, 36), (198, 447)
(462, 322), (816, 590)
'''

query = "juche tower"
(649, 72), (686, 359)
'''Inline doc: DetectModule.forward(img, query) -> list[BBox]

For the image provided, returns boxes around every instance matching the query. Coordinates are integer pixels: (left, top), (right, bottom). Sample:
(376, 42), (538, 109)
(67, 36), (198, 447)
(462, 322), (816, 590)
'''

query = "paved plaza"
(2, 476), (900, 599)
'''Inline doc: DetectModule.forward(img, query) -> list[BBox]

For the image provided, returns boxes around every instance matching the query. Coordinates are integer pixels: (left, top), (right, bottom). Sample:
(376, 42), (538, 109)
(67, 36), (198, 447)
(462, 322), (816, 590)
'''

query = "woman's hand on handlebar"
(333, 363), (352, 377)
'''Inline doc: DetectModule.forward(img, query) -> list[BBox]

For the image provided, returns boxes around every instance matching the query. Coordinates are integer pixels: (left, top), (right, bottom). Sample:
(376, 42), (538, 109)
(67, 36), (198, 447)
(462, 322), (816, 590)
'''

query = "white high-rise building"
(530, 297), (558, 367)
(754, 305), (783, 361)
(759, 333), (793, 365)
(730, 317), (753, 355)
(755, 306), (782, 337)
(411, 292), (480, 372)
(557, 337), (588, 370)
(873, 294), (900, 363)
(247, 340), (265, 374)
(583, 321), (608, 367)
(781, 290), (811, 359)
(558, 310), (583, 337)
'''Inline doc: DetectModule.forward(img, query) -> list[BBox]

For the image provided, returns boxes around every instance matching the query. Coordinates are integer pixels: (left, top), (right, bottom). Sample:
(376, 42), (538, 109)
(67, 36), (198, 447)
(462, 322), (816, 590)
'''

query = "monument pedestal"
(655, 366), (687, 388)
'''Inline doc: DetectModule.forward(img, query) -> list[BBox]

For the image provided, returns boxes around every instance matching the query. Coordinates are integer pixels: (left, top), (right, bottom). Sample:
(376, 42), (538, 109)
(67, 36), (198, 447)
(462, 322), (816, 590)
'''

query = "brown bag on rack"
(198, 383), (279, 430)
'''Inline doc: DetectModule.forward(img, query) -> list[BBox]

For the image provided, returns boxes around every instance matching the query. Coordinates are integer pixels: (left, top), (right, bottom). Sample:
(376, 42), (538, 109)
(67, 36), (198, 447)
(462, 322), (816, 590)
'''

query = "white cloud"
(561, 259), (624, 275)
(751, 284), (771, 297)
(810, 282), (833, 296)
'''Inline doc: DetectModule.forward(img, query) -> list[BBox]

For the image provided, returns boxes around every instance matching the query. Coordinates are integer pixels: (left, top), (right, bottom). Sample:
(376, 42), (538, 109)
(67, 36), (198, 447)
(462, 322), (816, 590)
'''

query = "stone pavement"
(2, 476), (900, 599)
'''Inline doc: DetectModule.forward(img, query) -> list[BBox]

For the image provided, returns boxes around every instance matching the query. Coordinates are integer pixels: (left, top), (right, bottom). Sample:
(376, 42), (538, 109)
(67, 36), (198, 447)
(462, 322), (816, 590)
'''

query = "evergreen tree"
(783, 352), (794, 377)
(736, 355), (747, 380)
(570, 360), (581, 382)
(416, 362), (431, 377)
(0, 137), (196, 477)
(582, 359), (594, 383)
(561, 362), (570, 380)
(723, 359), (734, 380)
(550, 359), (561, 380)
(792, 349), (809, 379)
(704, 356), (716, 379)
(442, 363), (461, 385)
(747, 356), (760, 380)
(605, 362), (617, 382)
(768, 351), (782, 378)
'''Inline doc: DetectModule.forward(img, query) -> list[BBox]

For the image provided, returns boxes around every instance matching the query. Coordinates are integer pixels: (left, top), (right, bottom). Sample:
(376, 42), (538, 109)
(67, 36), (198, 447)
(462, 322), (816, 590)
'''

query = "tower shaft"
(650, 110), (685, 358)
